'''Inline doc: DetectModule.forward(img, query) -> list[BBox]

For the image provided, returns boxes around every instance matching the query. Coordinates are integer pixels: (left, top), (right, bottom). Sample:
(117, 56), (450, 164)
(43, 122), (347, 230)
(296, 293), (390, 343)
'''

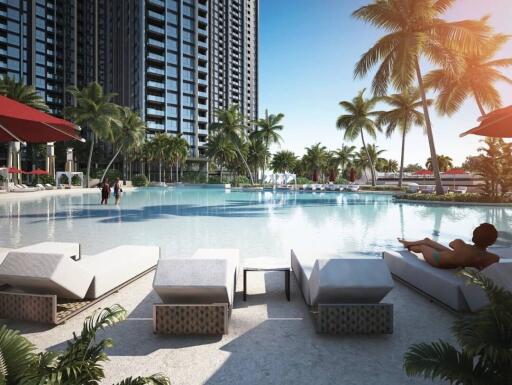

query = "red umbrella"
(442, 168), (468, 189)
(414, 170), (433, 176)
(7, 167), (23, 174)
(29, 169), (48, 175)
(460, 105), (512, 138)
(0, 96), (84, 144)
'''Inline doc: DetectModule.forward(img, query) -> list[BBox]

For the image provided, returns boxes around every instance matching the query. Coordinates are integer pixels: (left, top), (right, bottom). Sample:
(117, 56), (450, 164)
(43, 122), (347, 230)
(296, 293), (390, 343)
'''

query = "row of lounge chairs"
(7, 183), (55, 192)
(299, 184), (360, 192)
(1, 242), (510, 335)
(407, 184), (468, 194)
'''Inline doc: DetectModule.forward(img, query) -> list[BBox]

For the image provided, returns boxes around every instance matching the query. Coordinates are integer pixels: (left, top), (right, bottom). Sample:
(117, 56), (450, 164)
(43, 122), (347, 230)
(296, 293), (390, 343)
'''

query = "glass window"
(182, 56), (193, 68)
(36, 64), (45, 76)
(167, 0), (178, 12)
(183, 81), (194, 93)
(183, 31), (194, 43)
(183, 17), (194, 30)
(166, 77), (177, 91)
(36, 29), (45, 41)
(7, 8), (19, 20)
(183, 95), (194, 107)
(182, 120), (194, 133)
(167, 118), (177, 130)
(7, 58), (19, 71)
(7, 20), (18, 33)
(182, 108), (194, 119)
(35, 17), (45, 29)
(35, 77), (45, 89)
(167, 91), (177, 104)
(166, 24), (177, 37)
(167, 12), (178, 25)
(183, 42), (194, 55)
(167, 38), (177, 51)
(166, 52), (177, 64)
(183, 4), (194, 17)
(7, 46), (19, 58)
(167, 65), (177, 77)
(183, 68), (194, 81)
(166, 105), (177, 117)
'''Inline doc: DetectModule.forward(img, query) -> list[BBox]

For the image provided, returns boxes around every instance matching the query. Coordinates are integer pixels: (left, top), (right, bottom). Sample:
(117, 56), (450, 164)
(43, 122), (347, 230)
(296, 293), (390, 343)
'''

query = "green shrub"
(361, 185), (406, 192)
(59, 174), (69, 185)
(233, 175), (250, 186)
(132, 174), (148, 187)
(296, 177), (312, 185)
(335, 176), (349, 184)
(398, 193), (512, 204)
(207, 175), (231, 184)
(0, 174), (4, 182)
(71, 174), (82, 186)
(181, 171), (207, 184)
(93, 168), (122, 181)
(38, 174), (55, 185)
(0, 305), (170, 385)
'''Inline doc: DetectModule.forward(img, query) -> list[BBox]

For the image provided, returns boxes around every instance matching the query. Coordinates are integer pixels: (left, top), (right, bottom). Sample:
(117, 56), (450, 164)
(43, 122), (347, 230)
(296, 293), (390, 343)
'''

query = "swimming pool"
(1, 187), (511, 259)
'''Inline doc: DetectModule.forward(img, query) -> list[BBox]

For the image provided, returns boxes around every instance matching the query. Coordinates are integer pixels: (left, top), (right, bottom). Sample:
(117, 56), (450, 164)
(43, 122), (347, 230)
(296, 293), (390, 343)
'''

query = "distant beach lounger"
(420, 185), (435, 194)
(0, 245), (159, 324)
(152, 248), (239, 335)
(44, 183), (55, 190)
(383, 248), (512, 312)
(345, 184), (360, 192)
(291, 250), (394, 334)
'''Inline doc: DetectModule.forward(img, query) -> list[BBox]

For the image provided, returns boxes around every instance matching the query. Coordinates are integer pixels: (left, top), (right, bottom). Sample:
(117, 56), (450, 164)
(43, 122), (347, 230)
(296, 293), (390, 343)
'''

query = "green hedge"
(296, 177), (312, 185)
(38, 174), (55, 185)
(207, 175), (231, 184)
(361, 185), (406, 192)
(132, 174), (148, 187)
(71, 175), (82, 186)
(93, 168), (122, 181)
(181, 172), (207, 184)
(59, 174), (69, 185)
(398, 193), (512, 204)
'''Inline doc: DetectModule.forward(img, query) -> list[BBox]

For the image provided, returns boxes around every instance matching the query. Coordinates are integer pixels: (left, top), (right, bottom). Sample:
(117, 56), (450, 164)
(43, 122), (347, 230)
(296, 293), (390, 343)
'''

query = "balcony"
(146, 108), (165, 117)
(148, 0), (165, 7)
(147, 66), (165, 76)
(146, 121), (165, 130)
(147, 10), (164, 21)
(147, 52), (165, 62)
(147, 38), (165, 49)
(146, 80), (164, 89)
(147, 94), (165, 103)
(148, 24), (165, 35)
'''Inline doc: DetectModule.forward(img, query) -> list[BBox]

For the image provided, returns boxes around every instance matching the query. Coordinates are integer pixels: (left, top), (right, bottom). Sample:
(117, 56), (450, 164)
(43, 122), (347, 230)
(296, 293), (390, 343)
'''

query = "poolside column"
(7, 141), (21, 184)
(46, 142), (56, 181)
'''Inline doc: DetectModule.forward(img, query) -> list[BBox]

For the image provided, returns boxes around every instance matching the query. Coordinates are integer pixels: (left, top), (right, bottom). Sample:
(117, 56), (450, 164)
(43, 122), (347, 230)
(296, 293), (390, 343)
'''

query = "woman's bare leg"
(398, 237), (450, 252)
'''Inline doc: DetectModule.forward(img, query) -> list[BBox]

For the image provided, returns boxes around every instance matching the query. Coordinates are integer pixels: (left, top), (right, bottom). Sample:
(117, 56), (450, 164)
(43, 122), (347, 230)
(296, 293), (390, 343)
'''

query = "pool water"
(1, 187), (512, 259)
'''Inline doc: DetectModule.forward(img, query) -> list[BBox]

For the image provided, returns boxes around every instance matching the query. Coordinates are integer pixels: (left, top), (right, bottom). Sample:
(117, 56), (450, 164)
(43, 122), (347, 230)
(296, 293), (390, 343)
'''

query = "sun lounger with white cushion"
(44, 183), (55, 190)
(152, 248), (240, 335)
(291, 250), (394, 334)
(383, 249), (512, 312)
(0, 245), (159, 324)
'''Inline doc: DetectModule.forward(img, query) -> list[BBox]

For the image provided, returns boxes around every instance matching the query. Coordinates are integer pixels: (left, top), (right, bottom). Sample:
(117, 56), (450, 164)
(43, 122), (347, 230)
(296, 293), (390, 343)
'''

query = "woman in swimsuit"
(113, 177), (122, 205)
(101, 178), (110, 205)
(398, 223), (500, 270)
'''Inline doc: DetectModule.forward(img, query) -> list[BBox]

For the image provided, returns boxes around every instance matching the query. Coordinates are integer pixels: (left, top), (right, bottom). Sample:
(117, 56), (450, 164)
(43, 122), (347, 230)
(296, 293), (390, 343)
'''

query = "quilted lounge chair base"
(315, 303), (394, 334)
(153, 303), (229, 335)
(0, 266), (155, 325)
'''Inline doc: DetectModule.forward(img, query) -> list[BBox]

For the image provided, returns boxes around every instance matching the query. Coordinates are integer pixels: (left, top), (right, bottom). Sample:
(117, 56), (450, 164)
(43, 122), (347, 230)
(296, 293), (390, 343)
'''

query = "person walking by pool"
(101, 178), (110, 205)
(114, 178), (122, 205)
(398, 223), (499, 270)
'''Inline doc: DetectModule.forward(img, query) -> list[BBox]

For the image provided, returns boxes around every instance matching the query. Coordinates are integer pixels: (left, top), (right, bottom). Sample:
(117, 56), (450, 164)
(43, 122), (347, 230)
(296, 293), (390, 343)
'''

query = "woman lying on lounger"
(398, 223), (500, 269)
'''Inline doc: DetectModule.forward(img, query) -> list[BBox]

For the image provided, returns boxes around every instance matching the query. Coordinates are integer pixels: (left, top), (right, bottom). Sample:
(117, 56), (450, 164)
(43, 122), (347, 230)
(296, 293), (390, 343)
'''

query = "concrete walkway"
(6, 271), (455, 385)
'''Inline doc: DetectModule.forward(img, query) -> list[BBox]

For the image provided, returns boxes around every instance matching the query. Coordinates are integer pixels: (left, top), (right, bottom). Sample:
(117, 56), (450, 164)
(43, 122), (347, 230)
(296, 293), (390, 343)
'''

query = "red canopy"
(0, 95), (84, 144)
(29, 169), (48, 175)
(442, 168), (467, 175)
(414, 170), (433, 175)
(460, 105), (512, 138)
(7, 167), (23, 173)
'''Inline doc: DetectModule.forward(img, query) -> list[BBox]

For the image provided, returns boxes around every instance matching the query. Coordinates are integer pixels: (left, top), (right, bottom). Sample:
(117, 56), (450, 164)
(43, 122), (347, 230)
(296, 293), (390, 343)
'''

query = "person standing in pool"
(398, 223), (500, 270)
(101, 178), (110, 205)
(113, 177), (122, 205)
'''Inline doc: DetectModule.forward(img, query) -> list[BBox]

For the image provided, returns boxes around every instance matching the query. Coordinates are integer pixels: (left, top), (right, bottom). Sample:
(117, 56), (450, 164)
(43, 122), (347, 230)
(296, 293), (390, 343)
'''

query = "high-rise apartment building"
(103, 0), (258, 157)
(0, 0), (258, 158)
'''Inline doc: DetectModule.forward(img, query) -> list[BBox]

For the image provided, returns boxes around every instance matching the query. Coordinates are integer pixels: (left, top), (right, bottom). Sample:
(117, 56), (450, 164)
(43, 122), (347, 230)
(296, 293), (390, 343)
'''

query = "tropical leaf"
(0, 326), (37, 385)
(113, 374), (170, 385)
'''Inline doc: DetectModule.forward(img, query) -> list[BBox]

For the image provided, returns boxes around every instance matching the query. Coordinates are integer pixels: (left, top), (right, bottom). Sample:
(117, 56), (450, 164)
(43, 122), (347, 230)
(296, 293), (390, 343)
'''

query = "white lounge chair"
(420, 185), (435, 194)
(346, 184), (360, 192)
(44, 183), (55, 190)
(0, 245), (159, 324)
(453, 186), (467, 194)
(35, 183), (46, 190)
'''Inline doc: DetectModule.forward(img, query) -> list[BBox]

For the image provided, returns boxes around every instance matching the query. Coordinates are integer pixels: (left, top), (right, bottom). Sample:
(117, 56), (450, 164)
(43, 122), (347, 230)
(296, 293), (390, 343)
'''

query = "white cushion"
(0, 248), (13, 287)
(79, 245), (159, 299)
(0, 251), (93, 299)
(17, 242), (80, 260)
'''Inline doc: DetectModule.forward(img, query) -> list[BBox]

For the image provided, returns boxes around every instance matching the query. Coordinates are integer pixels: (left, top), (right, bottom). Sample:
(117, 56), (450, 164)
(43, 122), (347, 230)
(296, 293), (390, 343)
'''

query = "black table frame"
(243, 267), (290, 301)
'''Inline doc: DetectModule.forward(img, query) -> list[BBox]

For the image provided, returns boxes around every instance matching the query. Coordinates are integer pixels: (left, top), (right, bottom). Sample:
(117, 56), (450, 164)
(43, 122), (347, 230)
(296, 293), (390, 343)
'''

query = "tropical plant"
(100, 107), (146, 183)
(65, 82), (120, 187)
(246, 135), (269, 180)
(0, 75), (49, 112)
(353, 0), (490, 194)
(205, 133), (237, 181)
(355, 144), (386, 182)
(210, 105), (254, 184)
(379, 158), (399, 173)
(404, 269), (512, 385)
(151, 133), (170, 183)
(424, 32), (512, 116)
(336, 89), (383, 186)
(426, 155), (453, 172)
(0, 305), (169, 385)
(167, 135), (189, 182)
(332, 144), (356, 178)
(270, 150), (298, 174)
(132, 174), (149, 187)
(302, 143), (328, 182)
(404, 163), (423, 172)
(251, 110), (284, 182)
(378, 89), (429, 187)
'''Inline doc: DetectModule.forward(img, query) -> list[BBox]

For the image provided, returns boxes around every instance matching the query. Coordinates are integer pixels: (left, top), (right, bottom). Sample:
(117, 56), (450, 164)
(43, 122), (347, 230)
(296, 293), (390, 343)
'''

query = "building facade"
(0, 0), (258, 159)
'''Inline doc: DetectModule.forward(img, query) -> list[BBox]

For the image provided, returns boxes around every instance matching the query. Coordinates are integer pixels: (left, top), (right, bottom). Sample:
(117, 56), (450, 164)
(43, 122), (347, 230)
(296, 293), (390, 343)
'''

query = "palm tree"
(357, 144), (386, 181)
(426, 155), (453, 172)
(0, 305), (169, 385)
(302, 143), (328, 182)
(167, 135), (189, 182)
(65, 82), (120, 187)
(205, 133), (237, 181)
(0, 75), (49, 112)
(424, 32), (512, 116)
(151, 133), (170, 183)
(99, 107), (146, 183)
(210, 105), (255, 184)
(332, 145), (356, 179)
(380, 158), (399, 173)
(404, 269), (512, 385)
(336, 89), (382, 186)
(271, 150), (298, 174)
(247, 135), (269, 180)
(353, 0), (490, 194)
(378, 89), (429, 187)
(252, 110), (284, 182)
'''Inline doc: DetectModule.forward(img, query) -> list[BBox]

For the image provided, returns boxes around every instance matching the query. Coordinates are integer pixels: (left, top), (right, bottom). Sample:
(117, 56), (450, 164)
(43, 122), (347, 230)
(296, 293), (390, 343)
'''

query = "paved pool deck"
(5, 270), (455, 385)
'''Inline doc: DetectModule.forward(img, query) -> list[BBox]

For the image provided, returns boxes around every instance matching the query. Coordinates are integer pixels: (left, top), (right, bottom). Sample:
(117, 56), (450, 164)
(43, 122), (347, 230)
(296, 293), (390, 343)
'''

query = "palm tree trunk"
(360, 129), (376, 186)
(398, 122), (407, 188)
(176, 161), (179, 183)
(159, 160), (162, 183)
(220, 166), (223, 181)
(415, 59), (443, 195)
(163, 162), (166, 183)
(474, 95), (487, 117)
(86, 132), (95, 187)
(235, 147), (254, 185)
(100, 146), (123, 183)
(148, 162), (151, 182)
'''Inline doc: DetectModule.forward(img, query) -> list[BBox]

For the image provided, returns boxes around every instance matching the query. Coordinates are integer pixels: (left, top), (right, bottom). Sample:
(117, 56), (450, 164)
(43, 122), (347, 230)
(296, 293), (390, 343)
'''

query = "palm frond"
(113, 374), (170, 385)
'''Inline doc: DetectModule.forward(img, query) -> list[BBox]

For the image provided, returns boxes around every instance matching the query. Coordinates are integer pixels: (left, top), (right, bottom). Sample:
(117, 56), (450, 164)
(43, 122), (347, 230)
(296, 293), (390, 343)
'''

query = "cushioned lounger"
(291, 250), (394, 334)
(153, 249), (240, 335)
(383, 249), (512, 312)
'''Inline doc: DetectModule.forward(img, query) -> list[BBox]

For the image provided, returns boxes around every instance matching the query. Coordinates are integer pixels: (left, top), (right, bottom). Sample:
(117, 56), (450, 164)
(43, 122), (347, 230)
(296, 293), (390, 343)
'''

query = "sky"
(258, 0), (512, 167)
